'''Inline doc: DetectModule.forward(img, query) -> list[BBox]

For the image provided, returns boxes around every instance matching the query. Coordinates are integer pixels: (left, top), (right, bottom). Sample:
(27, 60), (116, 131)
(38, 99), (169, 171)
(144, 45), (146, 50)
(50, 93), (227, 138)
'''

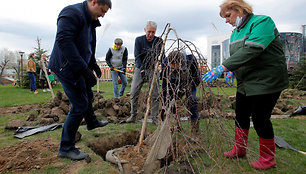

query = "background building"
(280, 32), (304, 70)
(206, 33), (231, 69)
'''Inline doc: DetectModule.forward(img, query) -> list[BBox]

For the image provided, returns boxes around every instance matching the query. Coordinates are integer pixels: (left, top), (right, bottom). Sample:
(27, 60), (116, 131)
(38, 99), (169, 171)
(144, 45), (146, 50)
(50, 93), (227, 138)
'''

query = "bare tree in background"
(0, 48), (16, 84)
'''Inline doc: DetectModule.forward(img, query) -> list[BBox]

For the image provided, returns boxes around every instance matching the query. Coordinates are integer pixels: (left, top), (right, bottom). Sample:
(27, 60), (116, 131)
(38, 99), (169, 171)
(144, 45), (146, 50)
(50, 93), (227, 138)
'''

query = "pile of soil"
(119, 145), (152, 174)
(93, 91), (148, 123)
(93, 95), (131, 123)
(0, 138), (58, 173)
(4, 91), (148, 129)
(4, 91), (70, 130)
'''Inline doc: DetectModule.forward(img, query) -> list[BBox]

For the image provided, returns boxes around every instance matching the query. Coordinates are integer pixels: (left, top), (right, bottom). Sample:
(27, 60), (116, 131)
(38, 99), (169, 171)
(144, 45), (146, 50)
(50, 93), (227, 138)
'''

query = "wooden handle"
(113, 68), (133, 77)
(298, 150), (306, 155)
(42, 59), (55, 99)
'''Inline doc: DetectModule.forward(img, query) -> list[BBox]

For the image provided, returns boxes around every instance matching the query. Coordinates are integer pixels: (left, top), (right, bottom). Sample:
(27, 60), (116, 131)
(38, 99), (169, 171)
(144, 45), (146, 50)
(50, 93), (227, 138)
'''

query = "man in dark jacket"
(126, 20), (163, 124)
(49, 0), (112, 160)
(161, 50), (201, 135)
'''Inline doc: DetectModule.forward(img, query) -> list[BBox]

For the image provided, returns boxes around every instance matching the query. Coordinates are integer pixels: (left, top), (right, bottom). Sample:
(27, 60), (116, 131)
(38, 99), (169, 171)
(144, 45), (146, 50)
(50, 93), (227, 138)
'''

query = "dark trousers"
(57, 76), (98, 152)
(188, 87), (198, 120)
(235, 91), (281, 139)
(163, 85), (198, 120)
(40, 76), (49, 89)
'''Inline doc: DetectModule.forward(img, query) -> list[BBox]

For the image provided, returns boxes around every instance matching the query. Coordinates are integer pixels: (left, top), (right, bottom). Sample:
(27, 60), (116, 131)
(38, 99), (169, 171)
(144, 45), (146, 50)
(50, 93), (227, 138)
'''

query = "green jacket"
(222, 14), (288, 96)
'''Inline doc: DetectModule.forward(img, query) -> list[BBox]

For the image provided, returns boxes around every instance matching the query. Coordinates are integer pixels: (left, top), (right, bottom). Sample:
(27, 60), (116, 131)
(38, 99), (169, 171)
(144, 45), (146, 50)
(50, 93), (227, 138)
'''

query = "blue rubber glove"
(226, 72), (234, 86)
(202, 65), (224, 83)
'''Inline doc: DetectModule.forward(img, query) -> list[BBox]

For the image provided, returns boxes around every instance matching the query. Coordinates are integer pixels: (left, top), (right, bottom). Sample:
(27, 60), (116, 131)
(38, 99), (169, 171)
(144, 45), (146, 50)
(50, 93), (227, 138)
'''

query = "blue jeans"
(27, 72), (37, 91)
(57, 76), (99, 152)
(110, 70), (127, 97)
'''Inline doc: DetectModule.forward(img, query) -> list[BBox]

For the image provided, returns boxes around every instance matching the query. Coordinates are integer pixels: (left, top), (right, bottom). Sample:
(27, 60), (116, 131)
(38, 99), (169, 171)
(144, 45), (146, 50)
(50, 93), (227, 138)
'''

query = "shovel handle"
(298, 150), (306, 155)
(113, 68), (133, 77)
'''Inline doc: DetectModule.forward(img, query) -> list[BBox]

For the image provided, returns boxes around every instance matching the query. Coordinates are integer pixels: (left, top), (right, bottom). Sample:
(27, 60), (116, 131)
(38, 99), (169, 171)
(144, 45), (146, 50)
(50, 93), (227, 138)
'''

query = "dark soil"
(0, 138), (58, 173)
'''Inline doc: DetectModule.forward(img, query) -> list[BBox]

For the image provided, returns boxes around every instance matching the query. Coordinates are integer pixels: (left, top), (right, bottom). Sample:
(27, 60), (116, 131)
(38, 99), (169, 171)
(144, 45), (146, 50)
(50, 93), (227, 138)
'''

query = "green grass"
(0, 81), (132, 107)
(0, 85), (64, 107)
(0, 82), (305, 173)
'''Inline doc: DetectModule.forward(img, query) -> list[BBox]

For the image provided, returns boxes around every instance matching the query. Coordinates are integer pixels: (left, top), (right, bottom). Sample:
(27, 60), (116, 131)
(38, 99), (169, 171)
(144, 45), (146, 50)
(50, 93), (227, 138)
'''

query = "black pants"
(235, 91), (281, 139)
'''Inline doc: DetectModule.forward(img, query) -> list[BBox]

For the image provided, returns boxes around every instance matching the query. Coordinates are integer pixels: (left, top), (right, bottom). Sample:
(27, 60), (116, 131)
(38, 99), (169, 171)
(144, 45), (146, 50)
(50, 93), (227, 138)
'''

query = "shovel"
(113, 68), (133, 77)
(275, 136), (306, 155)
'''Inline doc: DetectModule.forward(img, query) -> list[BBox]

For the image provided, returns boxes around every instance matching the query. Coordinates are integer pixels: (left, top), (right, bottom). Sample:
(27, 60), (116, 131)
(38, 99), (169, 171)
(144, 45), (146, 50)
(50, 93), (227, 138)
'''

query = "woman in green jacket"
(203, 0), (288, 170)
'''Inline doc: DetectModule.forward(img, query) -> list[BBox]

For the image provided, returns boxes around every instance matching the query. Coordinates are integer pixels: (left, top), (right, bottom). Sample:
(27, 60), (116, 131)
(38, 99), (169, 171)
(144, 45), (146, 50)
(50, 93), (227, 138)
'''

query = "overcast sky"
(0, 0), (305, 60)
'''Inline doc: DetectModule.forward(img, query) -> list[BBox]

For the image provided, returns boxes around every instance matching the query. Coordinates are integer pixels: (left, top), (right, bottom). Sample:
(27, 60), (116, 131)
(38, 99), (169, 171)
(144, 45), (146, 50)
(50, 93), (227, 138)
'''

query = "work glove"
(110, 66), (114, 71)
(92, 63), (101, 78)
(226, 71), (234, 86)
(82, 68), (97, 87)
(202, 65), (225, 83)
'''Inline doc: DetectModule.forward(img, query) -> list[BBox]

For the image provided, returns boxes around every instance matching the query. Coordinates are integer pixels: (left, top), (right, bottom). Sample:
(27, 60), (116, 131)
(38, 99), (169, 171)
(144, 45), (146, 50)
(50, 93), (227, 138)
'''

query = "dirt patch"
(0, 138), (58, 173)
(292, 115), (306, 120)
(0, 104), (40, 115)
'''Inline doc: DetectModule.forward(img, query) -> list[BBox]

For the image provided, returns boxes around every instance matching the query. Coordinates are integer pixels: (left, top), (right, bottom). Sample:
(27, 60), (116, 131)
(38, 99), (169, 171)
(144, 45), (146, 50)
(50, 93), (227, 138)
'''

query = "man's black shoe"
(87, 120), (109, 130)
(58, 148), (89, 160)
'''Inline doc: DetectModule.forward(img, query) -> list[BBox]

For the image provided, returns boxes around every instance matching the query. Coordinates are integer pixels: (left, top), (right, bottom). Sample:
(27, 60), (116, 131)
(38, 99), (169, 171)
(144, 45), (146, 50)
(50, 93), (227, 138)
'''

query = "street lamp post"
(19, 51), (25, 84)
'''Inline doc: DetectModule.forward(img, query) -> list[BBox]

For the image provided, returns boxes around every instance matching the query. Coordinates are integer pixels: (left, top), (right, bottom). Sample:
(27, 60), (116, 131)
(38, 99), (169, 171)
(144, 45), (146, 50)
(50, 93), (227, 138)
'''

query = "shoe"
(43, 89), (47, 92)
(87, 120), (109, 130)
(191, 119), (200, 136)
(58, 148), (89, 160)
(33, 90), (38, 94)
(47, 89), (51, 91)
(249, 137), (276, 170)
(224, 127), (249, 158)
(126, 115), (136, 123)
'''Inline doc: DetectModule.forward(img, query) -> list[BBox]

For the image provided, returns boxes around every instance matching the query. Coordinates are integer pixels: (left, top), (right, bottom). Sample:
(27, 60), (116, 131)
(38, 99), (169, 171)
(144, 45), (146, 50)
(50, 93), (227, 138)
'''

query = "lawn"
(0, 80), (132, 107)
(0, 82), (305, 173)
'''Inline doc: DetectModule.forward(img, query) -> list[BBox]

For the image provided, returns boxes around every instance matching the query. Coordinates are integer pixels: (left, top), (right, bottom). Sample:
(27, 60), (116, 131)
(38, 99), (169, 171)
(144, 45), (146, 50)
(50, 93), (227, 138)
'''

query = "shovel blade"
(275, 136), (298, 151)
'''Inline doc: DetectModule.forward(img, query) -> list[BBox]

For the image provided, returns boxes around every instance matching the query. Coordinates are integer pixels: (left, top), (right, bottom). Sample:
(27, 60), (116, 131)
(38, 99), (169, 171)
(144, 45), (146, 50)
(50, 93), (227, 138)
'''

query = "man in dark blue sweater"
(126, 21), (163, 124)
(49, 0), (112, 160)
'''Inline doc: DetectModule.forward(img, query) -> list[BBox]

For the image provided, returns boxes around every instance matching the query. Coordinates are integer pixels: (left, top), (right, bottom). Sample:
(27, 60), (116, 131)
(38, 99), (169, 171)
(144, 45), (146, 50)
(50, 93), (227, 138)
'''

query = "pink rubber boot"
(224, 127), (249, 158)
(249, 137), (276, 170)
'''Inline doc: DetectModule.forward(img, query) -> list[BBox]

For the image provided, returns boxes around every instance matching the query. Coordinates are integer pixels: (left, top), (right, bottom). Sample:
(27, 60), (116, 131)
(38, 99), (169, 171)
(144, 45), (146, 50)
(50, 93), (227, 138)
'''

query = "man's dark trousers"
(58, 76), (98, 152)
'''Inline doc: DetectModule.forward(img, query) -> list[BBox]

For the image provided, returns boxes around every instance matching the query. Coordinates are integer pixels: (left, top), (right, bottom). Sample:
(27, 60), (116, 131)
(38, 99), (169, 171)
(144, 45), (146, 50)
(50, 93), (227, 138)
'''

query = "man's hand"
(226, 72), (234, 86)
(93, 63), (101, 78)
(82, 68), (97, 87)
(202, 65), (225, 83)
(140, 70), (146, 80)
(110, 66), (114, 71)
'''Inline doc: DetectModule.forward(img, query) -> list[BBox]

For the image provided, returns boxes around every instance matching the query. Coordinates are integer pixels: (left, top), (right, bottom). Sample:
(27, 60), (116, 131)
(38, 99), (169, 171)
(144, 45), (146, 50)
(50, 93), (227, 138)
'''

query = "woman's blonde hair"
(219, 0), (253, 18)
